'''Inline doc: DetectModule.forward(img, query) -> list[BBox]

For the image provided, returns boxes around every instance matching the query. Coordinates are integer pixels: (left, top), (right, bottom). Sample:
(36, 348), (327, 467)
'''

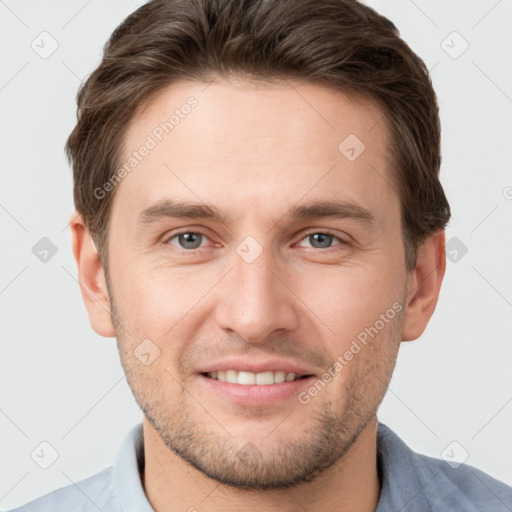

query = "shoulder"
(414, 450), (512, 511)
(377, 423), (512, 512)
(8, 466), (121, 512)
(9, 423), (149, 512)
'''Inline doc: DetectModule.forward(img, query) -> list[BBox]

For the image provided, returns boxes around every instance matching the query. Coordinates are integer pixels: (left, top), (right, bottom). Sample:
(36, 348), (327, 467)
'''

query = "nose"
(215, 248), (299, 344)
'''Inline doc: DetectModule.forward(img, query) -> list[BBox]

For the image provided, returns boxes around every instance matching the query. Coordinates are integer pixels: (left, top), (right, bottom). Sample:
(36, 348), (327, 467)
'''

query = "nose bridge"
(215, 240), (298, 343)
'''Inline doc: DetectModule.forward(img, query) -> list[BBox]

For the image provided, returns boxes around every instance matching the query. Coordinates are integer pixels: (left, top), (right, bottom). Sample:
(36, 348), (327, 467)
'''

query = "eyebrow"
(136, 198), (374, 227)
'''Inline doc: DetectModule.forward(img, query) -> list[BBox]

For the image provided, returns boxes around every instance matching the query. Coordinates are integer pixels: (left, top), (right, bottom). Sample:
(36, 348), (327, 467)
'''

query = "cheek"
(293, 265), (399, 339)
(112, 266), (216, 362)
(113, 258), (196, 318)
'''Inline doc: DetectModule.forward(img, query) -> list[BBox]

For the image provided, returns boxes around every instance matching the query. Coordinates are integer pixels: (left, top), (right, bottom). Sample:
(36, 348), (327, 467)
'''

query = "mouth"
(198, 370), (316, 406)
(195, 358), (318, 406)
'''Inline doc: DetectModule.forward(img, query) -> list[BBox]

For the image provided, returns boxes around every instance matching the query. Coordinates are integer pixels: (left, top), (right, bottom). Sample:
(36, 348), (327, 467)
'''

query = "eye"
(296, 231), (347, 250)
(166, 231), (210, 250)
(163, 229), (349, 253)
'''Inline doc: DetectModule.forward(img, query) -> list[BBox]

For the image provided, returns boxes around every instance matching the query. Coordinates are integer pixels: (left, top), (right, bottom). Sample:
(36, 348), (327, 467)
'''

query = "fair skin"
(71, 79), (445, 512)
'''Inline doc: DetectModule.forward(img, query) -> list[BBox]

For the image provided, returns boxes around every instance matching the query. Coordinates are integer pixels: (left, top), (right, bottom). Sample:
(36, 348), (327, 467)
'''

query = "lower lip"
(198, 373), (316, 406)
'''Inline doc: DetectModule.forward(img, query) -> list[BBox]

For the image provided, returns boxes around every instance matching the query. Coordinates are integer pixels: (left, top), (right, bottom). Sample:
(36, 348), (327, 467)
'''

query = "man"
(10, 0), (512, 511)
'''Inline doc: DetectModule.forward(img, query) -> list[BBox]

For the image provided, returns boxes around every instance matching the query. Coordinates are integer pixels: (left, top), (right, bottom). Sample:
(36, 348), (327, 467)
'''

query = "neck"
(142, 416), (381, 512)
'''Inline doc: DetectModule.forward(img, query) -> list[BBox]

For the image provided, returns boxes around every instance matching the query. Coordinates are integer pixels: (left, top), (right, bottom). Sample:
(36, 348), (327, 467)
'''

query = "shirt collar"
(375, 422), (433, 511)
(113, 423), (154, 512)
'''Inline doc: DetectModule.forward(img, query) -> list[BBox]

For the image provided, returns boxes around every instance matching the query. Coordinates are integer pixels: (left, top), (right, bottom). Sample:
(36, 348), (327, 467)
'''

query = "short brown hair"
(66, 0), (450, 272)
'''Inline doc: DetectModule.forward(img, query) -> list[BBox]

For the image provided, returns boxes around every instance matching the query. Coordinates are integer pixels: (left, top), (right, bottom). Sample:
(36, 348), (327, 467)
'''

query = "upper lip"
(197, 358), (316, 377)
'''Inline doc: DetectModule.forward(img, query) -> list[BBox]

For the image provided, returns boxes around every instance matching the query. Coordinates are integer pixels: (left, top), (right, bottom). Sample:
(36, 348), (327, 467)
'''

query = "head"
(69, 0), (450, 490)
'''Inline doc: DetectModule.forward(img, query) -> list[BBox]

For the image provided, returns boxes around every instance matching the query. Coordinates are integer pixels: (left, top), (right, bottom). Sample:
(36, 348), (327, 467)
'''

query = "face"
(102, 79), (410, 489)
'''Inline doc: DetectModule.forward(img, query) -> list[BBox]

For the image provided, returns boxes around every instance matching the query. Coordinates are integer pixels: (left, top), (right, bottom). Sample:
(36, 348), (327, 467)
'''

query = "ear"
(70, 212), (116, 338)
(401, 229), (446, 342)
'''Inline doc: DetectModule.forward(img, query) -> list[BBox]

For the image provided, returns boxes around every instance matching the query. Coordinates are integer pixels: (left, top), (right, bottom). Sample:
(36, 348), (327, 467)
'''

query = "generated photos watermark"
(93, 96), (198, 200)
(298, 301), (403, 405)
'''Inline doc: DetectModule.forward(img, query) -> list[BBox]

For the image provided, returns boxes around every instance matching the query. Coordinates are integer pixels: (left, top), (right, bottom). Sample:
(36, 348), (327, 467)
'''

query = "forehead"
(112, 78), (396, 227)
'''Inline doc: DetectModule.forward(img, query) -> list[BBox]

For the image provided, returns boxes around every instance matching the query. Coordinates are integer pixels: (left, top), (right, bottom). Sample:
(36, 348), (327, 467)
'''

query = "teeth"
(207, 370), (302, 385)
(226, 369), (237, 384)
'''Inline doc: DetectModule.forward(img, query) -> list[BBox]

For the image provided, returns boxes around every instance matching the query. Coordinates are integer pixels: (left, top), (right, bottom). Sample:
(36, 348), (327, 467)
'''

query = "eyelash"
(163, 229), (350, 253)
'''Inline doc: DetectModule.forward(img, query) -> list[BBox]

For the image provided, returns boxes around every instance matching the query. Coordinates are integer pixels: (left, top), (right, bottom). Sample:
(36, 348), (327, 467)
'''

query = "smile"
(203, 370), (311, 385)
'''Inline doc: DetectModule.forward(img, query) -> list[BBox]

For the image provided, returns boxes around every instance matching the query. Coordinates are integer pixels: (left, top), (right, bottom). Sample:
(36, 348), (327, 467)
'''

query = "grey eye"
(172, 232), (205, 250)
(305, 233), (337, 249)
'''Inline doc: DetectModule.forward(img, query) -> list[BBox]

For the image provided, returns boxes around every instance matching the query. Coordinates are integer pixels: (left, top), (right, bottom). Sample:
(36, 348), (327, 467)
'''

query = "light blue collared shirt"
(9, 421), (512, 511)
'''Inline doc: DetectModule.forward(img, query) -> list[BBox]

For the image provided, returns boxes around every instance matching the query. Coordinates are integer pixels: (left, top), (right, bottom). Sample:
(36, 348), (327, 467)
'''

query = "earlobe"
(401, 230), (446, 342)
(70, 212), (116, 338)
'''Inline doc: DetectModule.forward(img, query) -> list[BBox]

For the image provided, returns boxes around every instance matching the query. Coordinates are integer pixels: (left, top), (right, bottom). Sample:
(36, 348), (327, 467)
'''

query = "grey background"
(1, 0), (511, 508)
